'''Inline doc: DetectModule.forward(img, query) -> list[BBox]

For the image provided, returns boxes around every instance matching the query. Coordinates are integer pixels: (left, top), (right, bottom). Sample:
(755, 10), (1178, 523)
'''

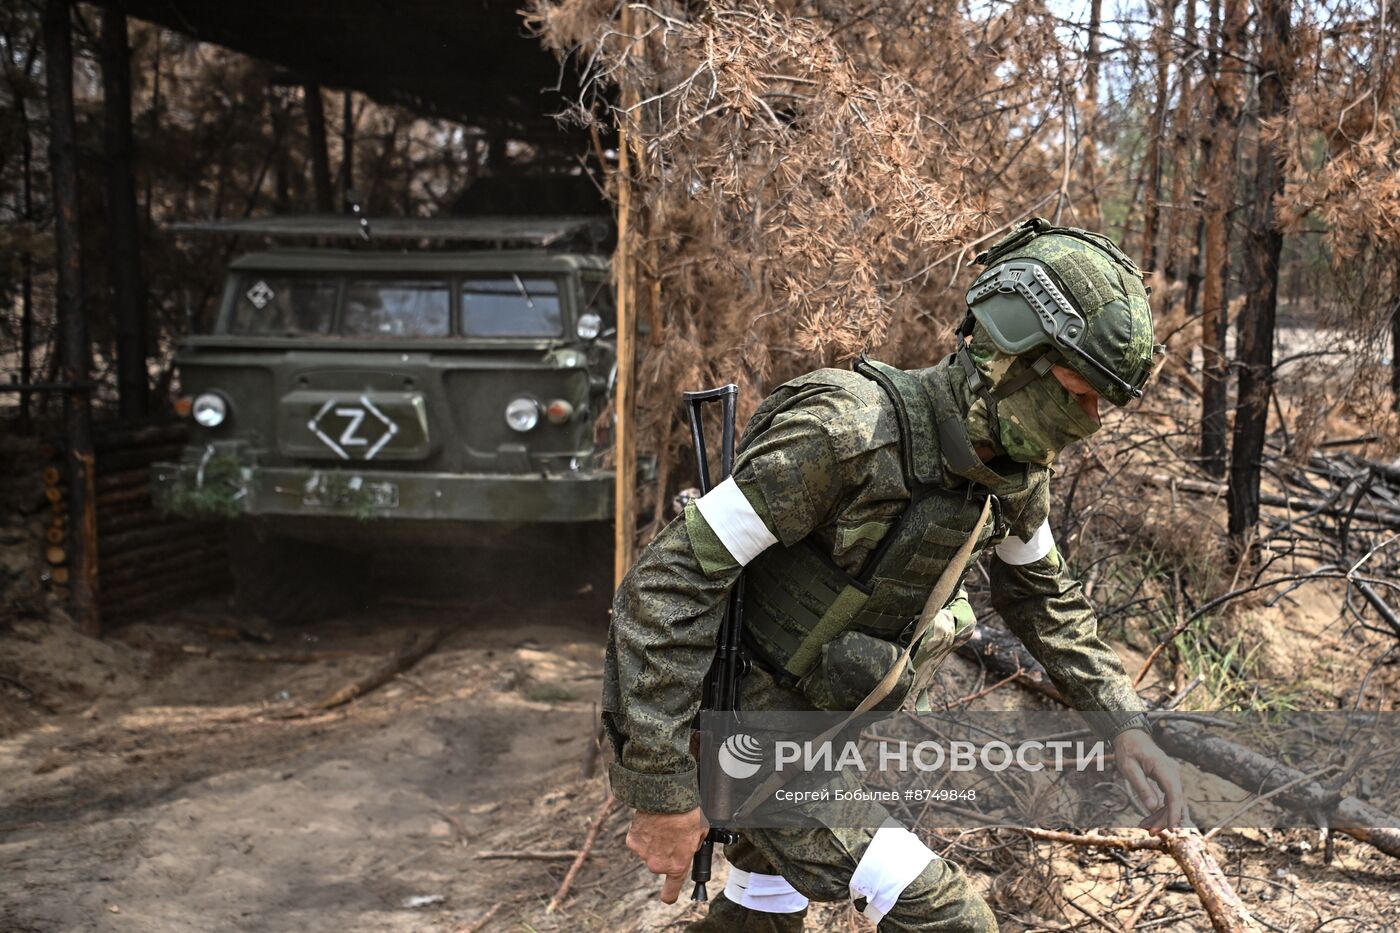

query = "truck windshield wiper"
(512, 274), (535, 309)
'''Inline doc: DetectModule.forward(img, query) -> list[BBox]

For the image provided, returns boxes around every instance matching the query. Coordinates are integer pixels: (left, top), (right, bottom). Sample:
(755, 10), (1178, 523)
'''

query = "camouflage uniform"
(603, 223), (1153, 931)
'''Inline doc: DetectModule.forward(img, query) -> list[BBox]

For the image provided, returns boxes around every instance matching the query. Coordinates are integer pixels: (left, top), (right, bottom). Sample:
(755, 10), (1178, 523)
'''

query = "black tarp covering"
(100, 0), (581, 136)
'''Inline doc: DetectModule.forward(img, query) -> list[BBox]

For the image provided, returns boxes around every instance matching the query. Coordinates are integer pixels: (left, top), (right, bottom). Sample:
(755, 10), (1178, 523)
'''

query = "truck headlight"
(577, 312), (603, 340)
(192, 392), (228, 428)
(505, 397), (540, 432)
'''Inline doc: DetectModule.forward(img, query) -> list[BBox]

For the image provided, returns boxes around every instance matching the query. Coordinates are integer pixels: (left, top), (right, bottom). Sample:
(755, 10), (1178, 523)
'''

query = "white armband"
(694, 476), (779, 566)
(995, 518), (1055, 565)
(849, 823), (937, 923)
(724, 867), (810, 913)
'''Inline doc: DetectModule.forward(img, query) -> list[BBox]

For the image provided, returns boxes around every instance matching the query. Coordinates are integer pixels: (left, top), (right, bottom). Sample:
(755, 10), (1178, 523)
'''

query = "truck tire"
(228, 523), (370, 625)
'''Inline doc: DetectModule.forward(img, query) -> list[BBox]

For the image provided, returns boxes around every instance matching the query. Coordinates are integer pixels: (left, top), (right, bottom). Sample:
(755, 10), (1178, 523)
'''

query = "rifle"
(682, 384), (745, 902)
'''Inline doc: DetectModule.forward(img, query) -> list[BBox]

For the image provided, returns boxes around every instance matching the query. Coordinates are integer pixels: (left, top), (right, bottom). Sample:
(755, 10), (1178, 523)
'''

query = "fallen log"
(1018, 827), (1261, 932)
(309, 627), (449, 710)
(957, 624), (1064, 703)
(1143, 473), (1400, 527)
(1154, 720), (1400, 858)
(1354, 580), (1400, 639)
(962, 622), (1400, 860)
(1159, 830), (1262, 932)
(1354, 455), (1400, 487)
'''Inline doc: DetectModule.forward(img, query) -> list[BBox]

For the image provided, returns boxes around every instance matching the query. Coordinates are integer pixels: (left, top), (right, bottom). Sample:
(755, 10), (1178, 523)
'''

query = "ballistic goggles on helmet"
(965, 258), (1161, 403)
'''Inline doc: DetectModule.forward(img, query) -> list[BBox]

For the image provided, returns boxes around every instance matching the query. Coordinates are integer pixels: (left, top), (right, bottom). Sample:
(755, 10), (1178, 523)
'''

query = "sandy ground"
(0, 575), (646, 933)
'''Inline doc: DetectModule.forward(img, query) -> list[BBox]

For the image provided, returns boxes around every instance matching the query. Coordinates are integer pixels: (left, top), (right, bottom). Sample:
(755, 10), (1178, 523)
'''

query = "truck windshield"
(461, 276), (563, 337)
(229, 276), (337, 336)
(343, 280), (451, 337)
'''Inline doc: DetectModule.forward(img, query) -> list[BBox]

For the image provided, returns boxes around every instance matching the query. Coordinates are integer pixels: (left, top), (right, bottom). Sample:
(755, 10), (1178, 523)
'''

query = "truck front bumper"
(152, 461), (615, 523)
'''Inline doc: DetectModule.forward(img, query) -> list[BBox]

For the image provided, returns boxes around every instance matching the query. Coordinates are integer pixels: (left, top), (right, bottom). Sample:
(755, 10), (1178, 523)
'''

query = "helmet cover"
(966, 219), (1158, 406)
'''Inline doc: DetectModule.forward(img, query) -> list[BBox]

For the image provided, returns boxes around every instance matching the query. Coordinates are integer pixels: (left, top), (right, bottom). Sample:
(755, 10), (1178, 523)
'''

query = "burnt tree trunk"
(1184, 0), (1214, 325)
(1185, 213), (1207, 322)
(1140, 0), (1176, 274)
(101, 4), (148, 420)
(3, 37), (39, 429)
(1199, 0), (1244, 478)
(1080, 0), (1103, 228)
(44, 0), (101, 635)
(1164, 0), (1198, 285)
(1227, 0), (1293, 545)
(303, 83), (333, 212)
(1391, 292), (1400, 412)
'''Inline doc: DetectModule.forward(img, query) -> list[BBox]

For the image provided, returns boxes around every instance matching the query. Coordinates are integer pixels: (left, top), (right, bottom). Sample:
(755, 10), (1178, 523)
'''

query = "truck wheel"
(228, 524), (370, 625)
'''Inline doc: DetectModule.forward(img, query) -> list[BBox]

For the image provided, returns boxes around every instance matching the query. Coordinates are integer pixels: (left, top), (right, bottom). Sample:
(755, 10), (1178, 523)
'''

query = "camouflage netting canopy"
(527, 0), (1095, 527)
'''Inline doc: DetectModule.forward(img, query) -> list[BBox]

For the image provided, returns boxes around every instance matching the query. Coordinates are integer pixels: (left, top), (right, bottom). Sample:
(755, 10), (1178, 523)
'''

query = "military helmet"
(962, 218), (1160, 406)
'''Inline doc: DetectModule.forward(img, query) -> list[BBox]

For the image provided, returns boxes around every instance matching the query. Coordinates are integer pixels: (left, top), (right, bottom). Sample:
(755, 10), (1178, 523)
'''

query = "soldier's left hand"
(1112, 729), (1187, 833)
(625, 807), (709, 903)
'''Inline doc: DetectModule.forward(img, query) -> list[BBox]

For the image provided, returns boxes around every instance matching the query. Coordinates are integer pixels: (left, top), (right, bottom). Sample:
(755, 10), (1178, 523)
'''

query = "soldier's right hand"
(625, 807), (708, 903)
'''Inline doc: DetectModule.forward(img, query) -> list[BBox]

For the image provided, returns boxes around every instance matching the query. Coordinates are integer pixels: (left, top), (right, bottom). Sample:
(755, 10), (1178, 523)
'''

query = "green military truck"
(153, 216), (620, 622)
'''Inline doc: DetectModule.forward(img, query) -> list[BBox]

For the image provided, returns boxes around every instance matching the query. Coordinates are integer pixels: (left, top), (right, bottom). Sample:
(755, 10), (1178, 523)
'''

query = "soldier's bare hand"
(625, 807), (708, 903)
(1113, 729), (1188, 833)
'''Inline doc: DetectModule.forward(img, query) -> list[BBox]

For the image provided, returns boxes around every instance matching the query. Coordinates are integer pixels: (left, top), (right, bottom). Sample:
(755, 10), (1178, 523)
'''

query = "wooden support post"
(303, 83), (334, 213)
(102, 2), (148, 420)
(44, 0), (101, 636)
(612, 5), (640, 589)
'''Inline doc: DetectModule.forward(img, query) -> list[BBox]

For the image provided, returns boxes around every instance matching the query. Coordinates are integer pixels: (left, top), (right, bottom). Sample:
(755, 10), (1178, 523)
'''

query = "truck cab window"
(461, 276), (563, 337)
(342, 280), (451, 337)
(229, 277), (338, 336)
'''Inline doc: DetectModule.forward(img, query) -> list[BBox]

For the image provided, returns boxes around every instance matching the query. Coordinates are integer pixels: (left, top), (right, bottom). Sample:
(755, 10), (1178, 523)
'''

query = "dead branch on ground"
(546, 793), (617, 914)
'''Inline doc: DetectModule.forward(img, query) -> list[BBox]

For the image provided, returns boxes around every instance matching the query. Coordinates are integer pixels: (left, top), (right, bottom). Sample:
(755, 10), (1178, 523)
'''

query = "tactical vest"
(742, 359), (1005, 685)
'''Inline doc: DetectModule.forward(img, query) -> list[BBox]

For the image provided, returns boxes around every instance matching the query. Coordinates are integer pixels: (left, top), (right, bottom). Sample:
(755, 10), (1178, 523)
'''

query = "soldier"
(604, 218), (1186, 931)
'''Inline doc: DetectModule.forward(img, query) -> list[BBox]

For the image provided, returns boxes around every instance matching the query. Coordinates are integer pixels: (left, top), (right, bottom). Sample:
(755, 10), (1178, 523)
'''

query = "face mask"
(993, 373), (1101, 465)
(958, 324), (1102, 466)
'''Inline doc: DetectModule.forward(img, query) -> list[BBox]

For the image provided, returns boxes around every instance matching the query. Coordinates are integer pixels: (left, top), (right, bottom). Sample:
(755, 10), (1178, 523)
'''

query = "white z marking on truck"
(335, 407), (369, 447)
